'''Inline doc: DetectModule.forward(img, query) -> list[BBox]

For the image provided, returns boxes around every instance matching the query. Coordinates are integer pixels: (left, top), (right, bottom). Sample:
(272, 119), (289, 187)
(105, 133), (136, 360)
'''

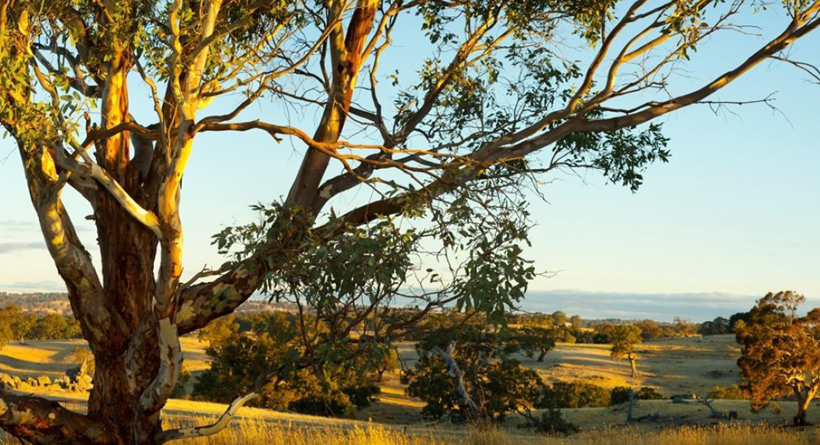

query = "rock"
(54, 376), (70, 389)
(26, 377), (39, 387)
(37, 376), (51, 387)
(76, 374), (93, 391)
(0, 373), (16, 389)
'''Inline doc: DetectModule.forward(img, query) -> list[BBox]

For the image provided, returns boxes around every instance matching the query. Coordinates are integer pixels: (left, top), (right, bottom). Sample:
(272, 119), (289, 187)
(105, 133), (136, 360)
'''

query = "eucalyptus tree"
(611, 324), (642, 377)
(737, 291), (820, 426)
(1, 0), (819, 443)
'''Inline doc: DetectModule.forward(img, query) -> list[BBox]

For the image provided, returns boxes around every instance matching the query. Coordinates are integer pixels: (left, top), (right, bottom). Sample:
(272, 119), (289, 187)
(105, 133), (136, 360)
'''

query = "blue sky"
(0, 4), (818, 322)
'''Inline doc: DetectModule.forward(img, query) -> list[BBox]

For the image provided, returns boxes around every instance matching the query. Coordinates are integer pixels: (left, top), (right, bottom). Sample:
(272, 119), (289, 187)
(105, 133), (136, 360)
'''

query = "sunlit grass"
(2, 420), (812, 445)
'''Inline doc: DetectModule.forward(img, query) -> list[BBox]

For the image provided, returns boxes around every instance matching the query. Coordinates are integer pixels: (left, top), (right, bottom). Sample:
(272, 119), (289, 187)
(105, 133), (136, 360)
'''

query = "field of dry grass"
(2, 420), (817, 445)
(4, 334), (818, 444)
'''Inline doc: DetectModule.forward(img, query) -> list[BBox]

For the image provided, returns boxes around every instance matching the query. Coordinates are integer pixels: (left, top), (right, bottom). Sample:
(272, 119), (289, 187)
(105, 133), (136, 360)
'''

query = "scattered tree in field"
(569, 315), (583, 331)
(673, 317), (698, 337)
(2, 0), (820, 442)
(517, 326), (559, 362)
(611, 325), (642, 377)
(636, 320), (665, 340)
(406, 328), (543, 423)
(373, 347), (399, 382)
(551, 311), (568, 328)
(737, 291), (820, 426)
(699, 317), (731, 336)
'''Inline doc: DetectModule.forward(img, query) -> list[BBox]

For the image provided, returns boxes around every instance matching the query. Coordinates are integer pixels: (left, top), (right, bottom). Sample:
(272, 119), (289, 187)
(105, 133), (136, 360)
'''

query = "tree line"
(0, 305), (82, 347)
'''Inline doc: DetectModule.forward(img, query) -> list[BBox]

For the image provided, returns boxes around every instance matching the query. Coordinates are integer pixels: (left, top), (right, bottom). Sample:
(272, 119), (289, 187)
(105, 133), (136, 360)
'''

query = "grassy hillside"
(3, 334), (818, 444)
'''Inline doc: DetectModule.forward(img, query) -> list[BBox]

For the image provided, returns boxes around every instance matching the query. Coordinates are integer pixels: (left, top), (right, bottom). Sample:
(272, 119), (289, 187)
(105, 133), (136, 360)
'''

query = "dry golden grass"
(2, 333), (811, 445)
(522, 335), (741, 396)
(3, 420), (813, 445)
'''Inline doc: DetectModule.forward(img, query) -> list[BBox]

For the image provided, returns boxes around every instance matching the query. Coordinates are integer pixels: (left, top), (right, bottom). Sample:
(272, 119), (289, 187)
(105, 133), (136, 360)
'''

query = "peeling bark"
(0, 390), (110, 445)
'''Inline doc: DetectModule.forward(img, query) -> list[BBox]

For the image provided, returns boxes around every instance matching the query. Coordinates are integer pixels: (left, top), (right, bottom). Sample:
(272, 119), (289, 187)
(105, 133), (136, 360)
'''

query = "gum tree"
(737, 291), (820, 426)
(1, 0), (820, 443)
(611, 324), (642, 377)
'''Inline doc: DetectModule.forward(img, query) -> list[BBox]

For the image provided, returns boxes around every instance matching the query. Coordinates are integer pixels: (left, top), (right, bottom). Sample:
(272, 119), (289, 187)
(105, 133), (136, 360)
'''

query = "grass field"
(3, 334), (819, 444)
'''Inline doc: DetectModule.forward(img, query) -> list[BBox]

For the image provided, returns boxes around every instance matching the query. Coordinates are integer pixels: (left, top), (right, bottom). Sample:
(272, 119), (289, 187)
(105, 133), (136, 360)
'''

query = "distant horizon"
(3, 285), (814, 323)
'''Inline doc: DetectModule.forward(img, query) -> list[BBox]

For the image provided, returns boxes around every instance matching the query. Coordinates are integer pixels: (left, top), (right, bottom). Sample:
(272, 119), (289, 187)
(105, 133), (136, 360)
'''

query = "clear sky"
(1, 5), (818, 322)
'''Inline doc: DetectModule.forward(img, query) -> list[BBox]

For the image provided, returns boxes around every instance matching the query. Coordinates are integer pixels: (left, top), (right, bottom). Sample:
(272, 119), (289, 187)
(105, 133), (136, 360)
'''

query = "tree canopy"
(737, 291), (820, 425)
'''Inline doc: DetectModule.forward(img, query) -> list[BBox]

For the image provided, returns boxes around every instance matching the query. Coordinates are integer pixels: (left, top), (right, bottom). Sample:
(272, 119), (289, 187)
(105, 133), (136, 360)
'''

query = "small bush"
(343, 383), (381, 409)
(707, 384), (746, 400)
(538, 381), (610, 409)
(609, 386), (662, 406)
(636, 387), (663, 400)
(528, 408), (580, 435)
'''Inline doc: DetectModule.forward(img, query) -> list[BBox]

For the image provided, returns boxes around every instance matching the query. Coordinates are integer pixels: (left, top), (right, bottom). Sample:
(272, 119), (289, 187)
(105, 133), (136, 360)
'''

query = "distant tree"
(569, 315), (583, 331)
(29, 313), (81, 340)
(591, 322), (618, 344)
(196, 315), (238, 346)
(673, 317), (698, 337)
(31, 313), (69, 340)
(11, 311), (37, 343)
(552, 311), (568, 328)
(373, 347), (400, 382)
(699, 317), (731, 336)
(517, 327), (559, 362)
(737, 291), (820, 426)
(729, 312), (752, 332)
(0, 307), (14, 349)
(611, 325), (642, 377)
(636, 320), (665, 340)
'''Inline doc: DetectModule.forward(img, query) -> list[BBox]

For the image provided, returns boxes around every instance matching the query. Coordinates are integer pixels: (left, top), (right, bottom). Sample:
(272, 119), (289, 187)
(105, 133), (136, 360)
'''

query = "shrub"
(538, 381), (610, 409)
(708, 384), (746, 400)
(528, 408), (580, 435)
(343, 383), (381, 409)
(609, 386), (662, 406)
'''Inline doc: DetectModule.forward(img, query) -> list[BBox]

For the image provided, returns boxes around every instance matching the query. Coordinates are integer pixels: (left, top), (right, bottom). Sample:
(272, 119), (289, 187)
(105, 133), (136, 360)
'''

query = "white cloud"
(0, 280), (66, 292)
(0, 242), (44, 254)
(522, 290), (766, 322)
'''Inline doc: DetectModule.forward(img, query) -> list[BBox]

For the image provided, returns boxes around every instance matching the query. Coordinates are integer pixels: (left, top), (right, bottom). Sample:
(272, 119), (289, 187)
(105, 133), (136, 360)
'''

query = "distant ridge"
(0, 292), (296, 315)
(0, 292), (72, 315)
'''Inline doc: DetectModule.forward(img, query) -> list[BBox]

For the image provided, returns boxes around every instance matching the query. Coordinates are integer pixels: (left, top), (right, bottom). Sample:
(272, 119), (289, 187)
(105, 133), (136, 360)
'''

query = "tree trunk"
(537, 350), (546, 362)
(795, 389), (814, 426)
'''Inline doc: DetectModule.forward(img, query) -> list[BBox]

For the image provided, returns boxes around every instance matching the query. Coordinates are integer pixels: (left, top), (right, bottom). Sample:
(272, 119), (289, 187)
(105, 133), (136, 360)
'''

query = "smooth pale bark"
(629, 354), (639, 378)
(794, 387), (816, 426)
